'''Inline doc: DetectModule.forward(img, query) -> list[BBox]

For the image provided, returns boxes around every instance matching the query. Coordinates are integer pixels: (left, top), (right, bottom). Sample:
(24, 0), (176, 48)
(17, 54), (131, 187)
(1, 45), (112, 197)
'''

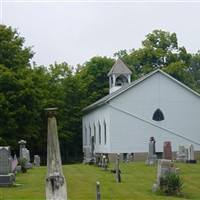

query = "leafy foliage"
(159, 172), (184, 197)
(1, 24), (200, 164)
(0, 25), (34, 70)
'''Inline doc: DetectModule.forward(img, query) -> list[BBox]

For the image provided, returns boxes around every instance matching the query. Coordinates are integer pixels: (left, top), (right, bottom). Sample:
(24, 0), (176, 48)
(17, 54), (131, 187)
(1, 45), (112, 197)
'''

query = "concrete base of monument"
(0, 173), (15, 187)
(46, 175), (67, 200)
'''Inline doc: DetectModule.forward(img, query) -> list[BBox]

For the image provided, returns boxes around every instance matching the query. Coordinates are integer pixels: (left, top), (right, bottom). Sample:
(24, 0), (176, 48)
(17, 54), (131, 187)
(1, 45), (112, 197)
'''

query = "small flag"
(12, 153), (18, 172)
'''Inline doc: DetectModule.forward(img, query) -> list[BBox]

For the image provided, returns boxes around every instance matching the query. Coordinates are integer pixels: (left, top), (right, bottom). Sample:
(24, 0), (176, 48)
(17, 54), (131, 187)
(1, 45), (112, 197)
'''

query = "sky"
(1, 0), (200, 67)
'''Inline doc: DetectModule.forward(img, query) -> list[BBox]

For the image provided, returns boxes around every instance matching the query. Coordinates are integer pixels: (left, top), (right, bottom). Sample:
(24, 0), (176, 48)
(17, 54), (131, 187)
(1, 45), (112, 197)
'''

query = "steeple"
(108, 59), (132, 93)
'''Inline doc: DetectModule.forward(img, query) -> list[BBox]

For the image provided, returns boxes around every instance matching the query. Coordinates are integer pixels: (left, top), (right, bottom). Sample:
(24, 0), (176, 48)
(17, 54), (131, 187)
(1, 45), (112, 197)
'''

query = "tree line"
(0, 25), (200, 164)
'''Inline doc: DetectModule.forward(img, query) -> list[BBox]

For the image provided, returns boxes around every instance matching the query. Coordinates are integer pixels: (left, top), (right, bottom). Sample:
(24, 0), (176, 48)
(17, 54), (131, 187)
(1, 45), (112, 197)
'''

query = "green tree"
(0, 25), (34, 70)
(163, 61), (195, 90)
(78, 56), (115, 105)
(188, 51), (200, 92)
(44, 62), (86, 162)
(121, 30), (191, 76)
(0, 25), (49, 158)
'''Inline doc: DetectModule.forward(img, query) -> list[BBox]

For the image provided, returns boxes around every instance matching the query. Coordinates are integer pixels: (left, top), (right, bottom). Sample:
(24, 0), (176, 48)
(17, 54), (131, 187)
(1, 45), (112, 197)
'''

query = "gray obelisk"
(45, 108), (67, 200)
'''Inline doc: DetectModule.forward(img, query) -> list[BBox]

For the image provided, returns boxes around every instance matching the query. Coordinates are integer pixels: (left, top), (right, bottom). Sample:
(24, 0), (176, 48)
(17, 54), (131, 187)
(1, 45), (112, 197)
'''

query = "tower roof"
(107, 58), (132, 76)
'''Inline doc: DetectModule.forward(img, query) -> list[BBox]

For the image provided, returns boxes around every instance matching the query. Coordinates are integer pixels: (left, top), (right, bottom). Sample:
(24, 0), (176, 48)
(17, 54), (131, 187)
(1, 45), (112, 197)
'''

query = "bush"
(159, 172), (184, 197)
(18, 158), (27, 173)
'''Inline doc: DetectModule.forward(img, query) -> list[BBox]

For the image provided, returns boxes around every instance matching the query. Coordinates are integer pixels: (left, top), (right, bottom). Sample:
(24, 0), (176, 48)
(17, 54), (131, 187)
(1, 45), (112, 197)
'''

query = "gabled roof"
(107, 58), (132, 76)
(83, 69), (200, 112)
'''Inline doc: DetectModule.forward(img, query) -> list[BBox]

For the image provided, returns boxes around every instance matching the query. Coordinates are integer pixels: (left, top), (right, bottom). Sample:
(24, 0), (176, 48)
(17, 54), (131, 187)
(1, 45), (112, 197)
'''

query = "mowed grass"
(0, 161), (200, 200)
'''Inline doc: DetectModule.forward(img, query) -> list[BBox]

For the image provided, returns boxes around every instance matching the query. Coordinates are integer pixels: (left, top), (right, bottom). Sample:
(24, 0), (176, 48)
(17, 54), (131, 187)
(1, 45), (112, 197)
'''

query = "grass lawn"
(0, 161), (199, 200)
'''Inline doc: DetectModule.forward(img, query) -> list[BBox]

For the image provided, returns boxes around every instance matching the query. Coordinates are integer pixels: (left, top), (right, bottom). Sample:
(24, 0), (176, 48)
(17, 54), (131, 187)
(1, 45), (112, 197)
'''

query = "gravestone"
(21, 147), (32, 169)
(162, 141), (172, 160)
(18, 140), (26, 159)
(115, 153), (121, 183)
(126, 153), (133, 162)
(22, 148), (29, 162)
(34, 155), (41, 166)
(96, 182), (100, 200)
(152, 159), (178, 192)
(102, 155), (107, 170)
(45, 108), (67, 200)
(146, 137), (157, 165)
(187, 144), (197, 164)
(83, 147), (93, 164)
(176, 145), (187, 163)
(0, 147), (15, 187)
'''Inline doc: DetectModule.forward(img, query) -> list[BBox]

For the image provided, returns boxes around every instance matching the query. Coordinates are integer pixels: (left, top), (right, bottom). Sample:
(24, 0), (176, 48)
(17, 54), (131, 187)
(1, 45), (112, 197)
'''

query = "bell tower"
(108, 59), (132, 93)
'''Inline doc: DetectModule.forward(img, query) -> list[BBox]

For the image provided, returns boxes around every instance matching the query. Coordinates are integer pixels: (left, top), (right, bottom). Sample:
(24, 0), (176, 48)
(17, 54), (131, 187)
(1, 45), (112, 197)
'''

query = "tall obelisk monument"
(45, 108), (67, 200)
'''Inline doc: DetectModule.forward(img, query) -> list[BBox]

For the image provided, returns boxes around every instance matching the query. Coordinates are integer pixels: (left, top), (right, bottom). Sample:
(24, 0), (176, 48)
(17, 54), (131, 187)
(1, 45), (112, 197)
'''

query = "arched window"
(104, 120), (107, 144)
(115, 75), (128, 86)
(89, 125), (91, 145)
(116, 77), (123, 86)
(98, 121), (101, 144)
(93, 123), (96, 144)
(152, 108), (164, 121)
(84, 126), (87, 145)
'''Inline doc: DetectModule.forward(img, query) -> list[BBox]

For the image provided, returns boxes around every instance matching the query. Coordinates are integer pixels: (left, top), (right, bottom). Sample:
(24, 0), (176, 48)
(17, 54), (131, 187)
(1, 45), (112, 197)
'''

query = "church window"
(94, 123), (96, 144)
(104, 120), (107, 144)
(89, 125), (91, 145)
(84, 126), (87, 145)
(98, 121), (101, 144)
(152, 108), (164, 121)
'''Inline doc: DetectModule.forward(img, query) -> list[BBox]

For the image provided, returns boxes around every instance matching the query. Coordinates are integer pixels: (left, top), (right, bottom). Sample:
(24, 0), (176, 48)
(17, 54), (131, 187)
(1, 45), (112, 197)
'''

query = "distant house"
(82, 59), (200, 163)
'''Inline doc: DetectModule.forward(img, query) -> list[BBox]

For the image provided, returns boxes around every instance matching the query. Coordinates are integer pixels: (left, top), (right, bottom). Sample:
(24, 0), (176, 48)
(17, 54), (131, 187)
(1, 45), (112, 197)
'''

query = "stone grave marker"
(187, 144), (197, 164)
(34, 155), (41, 166)
(96, 182), (100, 200)
(21, 147), (32, 169)
(176, 145), (187, 163)
(152, 159), (178, 192)
(45, 108), (67, 200)
(146, 137), (157, 165)
(0, 147), (15, 187)
(18, 140), (26, 159)
(162, 141), (172, 160)
(102, 155), (108, 170)
(115, 153), (121, 183)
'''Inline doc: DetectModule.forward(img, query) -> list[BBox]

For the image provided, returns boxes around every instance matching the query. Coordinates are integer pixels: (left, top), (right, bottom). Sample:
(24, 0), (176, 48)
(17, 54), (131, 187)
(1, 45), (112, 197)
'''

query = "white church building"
(82, 59), (200, 162)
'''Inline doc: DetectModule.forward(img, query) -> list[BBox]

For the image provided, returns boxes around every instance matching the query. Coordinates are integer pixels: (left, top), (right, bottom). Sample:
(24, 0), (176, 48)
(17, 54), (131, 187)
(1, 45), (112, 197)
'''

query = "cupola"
(107, 59), (132, 93)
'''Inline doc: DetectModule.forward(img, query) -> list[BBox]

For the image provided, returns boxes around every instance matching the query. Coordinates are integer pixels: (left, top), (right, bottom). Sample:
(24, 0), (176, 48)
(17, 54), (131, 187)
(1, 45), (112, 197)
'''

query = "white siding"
(83, 71), (200, 156)
(108, 72), (200, 152)
(82, 106), (111, 153)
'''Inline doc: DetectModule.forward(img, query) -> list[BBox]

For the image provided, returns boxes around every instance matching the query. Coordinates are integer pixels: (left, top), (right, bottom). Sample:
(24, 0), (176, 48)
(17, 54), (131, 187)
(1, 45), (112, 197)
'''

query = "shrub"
(18, 158), (27, 173)
(159, 172), (184, 197)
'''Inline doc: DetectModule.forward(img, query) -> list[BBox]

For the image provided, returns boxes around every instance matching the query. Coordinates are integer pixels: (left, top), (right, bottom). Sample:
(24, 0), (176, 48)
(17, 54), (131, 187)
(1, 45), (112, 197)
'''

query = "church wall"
(108, 72), (200, 153)
(82, 105), (111, 156)
(82, 71), (200, 162)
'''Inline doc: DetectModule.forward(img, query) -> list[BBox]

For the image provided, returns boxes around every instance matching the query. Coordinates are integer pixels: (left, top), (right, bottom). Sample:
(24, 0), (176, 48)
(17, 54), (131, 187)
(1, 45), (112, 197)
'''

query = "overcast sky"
(1, 1), (200, 67)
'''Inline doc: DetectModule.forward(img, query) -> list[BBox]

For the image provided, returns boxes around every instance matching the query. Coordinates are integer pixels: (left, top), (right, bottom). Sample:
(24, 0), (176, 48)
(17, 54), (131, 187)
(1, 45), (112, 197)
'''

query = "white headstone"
(188, 144), (194, 160)
(176, 145), (187, 163)
(152, 159), (173, 192)
(0, 147), (15, 187)
(34, 155), (41, 166)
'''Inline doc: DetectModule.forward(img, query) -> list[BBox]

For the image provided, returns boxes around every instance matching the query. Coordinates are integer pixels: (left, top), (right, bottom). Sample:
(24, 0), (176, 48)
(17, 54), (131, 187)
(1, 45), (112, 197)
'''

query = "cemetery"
(0, 121), (199, 200)
(0, 108), (199, 199)
(1, 61), (200, 199)
(0, 161), (199, 199)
